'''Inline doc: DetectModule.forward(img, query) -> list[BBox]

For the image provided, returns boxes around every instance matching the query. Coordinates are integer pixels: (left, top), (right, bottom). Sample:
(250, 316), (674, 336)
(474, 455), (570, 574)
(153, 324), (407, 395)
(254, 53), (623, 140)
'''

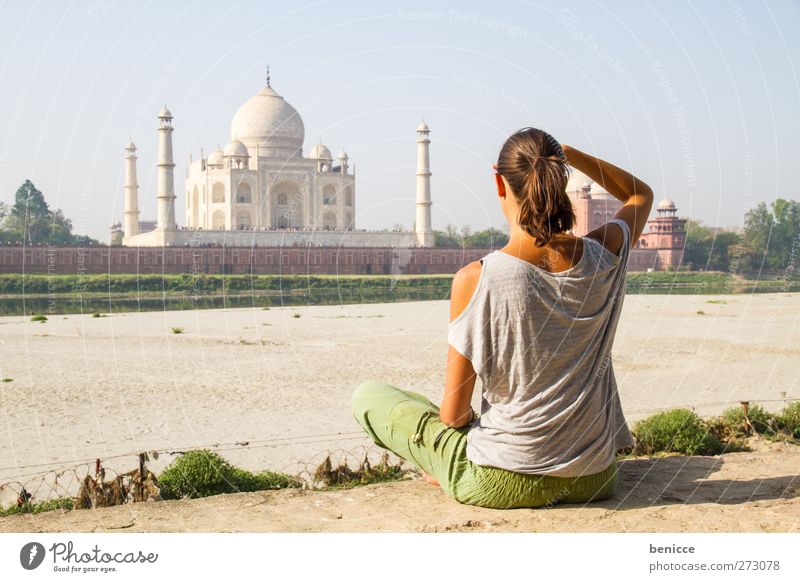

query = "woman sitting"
(352, 127), (654, 509)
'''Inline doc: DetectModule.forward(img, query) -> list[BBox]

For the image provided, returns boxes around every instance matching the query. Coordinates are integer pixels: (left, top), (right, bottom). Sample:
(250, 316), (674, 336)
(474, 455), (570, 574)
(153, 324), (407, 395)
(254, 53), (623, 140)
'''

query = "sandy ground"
(0, 292), (799, 530)
(2, 435), (798, 532)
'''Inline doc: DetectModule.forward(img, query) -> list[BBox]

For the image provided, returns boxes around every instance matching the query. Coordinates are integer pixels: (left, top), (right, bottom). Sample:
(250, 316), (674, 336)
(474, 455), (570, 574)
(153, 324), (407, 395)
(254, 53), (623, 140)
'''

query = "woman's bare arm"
(562, 144), (654, 252)
(441, 262), (479, 428)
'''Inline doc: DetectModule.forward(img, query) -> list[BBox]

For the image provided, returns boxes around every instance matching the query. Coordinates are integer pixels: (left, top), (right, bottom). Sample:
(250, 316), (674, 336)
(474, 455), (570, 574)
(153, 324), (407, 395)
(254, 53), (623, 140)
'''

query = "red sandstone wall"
(0, 246), (489, 276)
(0, 244), (660, 275)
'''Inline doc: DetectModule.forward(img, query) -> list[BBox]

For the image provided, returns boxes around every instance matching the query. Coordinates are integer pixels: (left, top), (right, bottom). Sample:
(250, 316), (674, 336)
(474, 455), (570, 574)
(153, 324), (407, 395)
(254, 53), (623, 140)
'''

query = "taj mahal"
(118, 71), (434, 248)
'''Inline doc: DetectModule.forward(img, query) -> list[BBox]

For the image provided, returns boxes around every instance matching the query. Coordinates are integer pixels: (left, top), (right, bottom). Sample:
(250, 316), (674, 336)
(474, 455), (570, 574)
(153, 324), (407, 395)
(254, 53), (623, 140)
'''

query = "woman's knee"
(352, 380), (395, 419)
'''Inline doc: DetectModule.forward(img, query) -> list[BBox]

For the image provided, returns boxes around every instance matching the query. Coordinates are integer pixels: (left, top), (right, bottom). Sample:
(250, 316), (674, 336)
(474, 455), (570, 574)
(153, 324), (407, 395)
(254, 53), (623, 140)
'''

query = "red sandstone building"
(566, 169), (686, 271)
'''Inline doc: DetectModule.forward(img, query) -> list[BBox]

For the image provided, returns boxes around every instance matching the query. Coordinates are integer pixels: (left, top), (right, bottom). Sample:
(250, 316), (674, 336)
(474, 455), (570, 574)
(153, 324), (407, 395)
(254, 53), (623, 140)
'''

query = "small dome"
(125, 140), (136, 150)
(566, 169), (592, 192)
(224, 140), (249, 158)
(309, 143), (332, 160)
(338, 148), (348, 159)
(417, 121), (430, 132)
(658, 197), (676, 210)
(207, 149), (224, 166)
(158, 107), (172, 119)
(590, 182), (613, 200)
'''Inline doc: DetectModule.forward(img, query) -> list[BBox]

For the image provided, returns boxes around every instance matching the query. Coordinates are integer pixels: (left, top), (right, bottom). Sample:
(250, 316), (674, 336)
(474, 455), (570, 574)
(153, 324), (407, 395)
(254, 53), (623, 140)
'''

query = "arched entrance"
(270, 182), (304, 228)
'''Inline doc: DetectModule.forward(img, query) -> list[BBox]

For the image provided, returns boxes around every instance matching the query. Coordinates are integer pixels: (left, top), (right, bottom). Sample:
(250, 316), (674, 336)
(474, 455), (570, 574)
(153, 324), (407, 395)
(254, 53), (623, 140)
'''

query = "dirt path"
(3, 437), (798, 533)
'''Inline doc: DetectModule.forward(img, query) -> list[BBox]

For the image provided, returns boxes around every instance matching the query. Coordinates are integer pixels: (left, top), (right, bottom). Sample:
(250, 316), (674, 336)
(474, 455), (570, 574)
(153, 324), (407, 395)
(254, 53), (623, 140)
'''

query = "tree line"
(684, 199), (799, 274)
(2, 179), (797, 275)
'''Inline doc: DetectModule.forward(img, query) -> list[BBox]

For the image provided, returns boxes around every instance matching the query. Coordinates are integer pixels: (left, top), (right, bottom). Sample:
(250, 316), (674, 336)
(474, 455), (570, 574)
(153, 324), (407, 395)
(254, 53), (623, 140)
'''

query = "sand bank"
(0, 293), (798, 512)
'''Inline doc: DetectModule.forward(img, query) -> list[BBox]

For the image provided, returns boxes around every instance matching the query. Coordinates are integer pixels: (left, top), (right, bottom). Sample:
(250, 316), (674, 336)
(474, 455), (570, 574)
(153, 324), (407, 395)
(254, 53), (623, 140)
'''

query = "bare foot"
(421, 470), (440, 486)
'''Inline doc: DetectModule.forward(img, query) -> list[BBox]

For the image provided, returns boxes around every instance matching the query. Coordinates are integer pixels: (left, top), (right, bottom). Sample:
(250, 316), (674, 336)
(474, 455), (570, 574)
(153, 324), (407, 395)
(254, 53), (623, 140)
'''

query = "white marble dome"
(590, 181), (613, 200)
(224, 140), (248, 158)
(230, 84), (304, 156)
(567, 169), (592, 192)
(207, 149), (224, 166)
(658, 196), (676, 210)
(309, 143), (332, 160)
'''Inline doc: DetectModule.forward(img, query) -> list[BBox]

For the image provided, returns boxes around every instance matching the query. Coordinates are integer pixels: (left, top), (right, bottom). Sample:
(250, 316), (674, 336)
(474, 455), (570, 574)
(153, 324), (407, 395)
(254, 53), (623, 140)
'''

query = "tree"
(683, 219), (713, 270)
(683, 219), (741, 271)
(464, 227), (509, 248)
(433, 224), (509, 248)
(1, 179), (100, 245)
(5, 180), (52, 243)
(771, 199), (800, 270)
(742, 202), (773, 272)
(740, 199), (800, 273)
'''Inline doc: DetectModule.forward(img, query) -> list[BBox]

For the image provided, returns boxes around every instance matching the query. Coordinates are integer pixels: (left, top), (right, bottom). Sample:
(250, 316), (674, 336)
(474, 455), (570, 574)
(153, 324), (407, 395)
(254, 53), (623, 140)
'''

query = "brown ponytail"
(496, 127), (575, 247)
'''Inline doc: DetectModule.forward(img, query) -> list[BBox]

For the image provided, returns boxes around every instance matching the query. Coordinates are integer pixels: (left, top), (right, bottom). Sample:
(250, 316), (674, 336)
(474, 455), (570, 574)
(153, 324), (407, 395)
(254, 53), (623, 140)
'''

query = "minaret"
(156, 106), (176, 230)
(415, 121), (434, 247)
(123, 140), (140, 239)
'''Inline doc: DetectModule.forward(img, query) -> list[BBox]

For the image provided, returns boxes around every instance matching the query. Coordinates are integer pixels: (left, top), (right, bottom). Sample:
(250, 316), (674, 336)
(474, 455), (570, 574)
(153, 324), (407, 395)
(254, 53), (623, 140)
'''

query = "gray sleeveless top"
(447, 219), (635, 478)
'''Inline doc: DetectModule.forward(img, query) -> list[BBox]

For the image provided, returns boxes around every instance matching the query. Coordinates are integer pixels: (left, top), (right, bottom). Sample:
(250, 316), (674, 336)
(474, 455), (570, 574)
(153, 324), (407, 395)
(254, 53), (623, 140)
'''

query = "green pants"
(351, 380), (619, 510)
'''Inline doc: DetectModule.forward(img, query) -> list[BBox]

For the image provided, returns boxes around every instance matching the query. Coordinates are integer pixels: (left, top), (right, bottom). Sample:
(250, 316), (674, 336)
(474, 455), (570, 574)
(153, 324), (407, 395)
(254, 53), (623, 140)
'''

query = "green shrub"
(30, 314), (47, 322)
(170, 327), (184, 334)
(721, 404), (776, 435)
(0, 497), (73, 516)
(777, 402), (800, 438)
(157, 449), (302, 500)
(633, 409), (722, 455)
(228, 467), (302, 491)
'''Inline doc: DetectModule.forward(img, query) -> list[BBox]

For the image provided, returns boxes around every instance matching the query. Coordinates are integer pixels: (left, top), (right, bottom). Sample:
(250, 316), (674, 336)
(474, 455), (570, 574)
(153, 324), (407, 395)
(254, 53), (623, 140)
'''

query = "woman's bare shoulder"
(450, 259), (483, 321)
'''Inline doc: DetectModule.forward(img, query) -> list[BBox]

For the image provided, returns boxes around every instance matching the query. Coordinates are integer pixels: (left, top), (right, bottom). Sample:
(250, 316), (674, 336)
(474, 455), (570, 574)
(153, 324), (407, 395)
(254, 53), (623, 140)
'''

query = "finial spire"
(266, 65), (271, 87)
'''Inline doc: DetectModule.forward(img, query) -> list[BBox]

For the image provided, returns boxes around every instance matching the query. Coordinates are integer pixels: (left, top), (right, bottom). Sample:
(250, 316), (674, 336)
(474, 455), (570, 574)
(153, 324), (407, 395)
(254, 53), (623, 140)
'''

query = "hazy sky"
(0, 0), (797, 242)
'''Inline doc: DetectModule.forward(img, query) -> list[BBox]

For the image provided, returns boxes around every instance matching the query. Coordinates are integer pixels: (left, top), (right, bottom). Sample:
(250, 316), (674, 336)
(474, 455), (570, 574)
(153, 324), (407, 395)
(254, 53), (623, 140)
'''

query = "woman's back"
(447, 218), (635, 478)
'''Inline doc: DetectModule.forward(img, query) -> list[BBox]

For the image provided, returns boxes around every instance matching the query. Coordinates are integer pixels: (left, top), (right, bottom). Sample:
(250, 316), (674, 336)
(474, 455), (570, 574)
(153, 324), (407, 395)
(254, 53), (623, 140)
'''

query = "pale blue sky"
(0, 0), (797, 242)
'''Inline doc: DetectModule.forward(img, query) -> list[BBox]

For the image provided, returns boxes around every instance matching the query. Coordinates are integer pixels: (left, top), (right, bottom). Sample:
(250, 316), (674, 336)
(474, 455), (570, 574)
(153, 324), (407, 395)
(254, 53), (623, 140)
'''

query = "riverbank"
(0, 271), (797, 316)
(2, 435), (798, 532)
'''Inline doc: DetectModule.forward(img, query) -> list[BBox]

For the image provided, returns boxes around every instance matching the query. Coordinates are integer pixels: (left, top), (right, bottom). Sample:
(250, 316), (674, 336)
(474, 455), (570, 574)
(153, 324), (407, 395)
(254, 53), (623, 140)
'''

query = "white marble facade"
(183, 81), (355, 233)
